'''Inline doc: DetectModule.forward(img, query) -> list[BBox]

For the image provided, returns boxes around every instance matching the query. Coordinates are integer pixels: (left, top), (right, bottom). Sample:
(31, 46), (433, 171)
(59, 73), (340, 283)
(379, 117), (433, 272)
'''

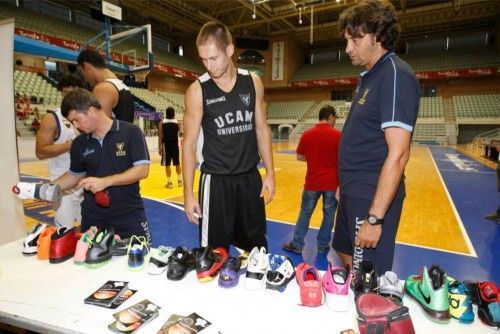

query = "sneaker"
(468, 281), (500, 328)
(353, 259), (378, 298)
(404, 265), (451, 323)
(85, 229), (115, 268)
(166, 247), (196, 281)
(127, 235), (150, 271)
(22, 222), (48, 255)
(266, 254), (295, 292)
(147, 246), (174, 275)
(244, 247), (268, 290)
(218, 256), (243, 288)
(74, 226), (98, 265)
(322, 264), (351, 311)
(378, 271), (405, 305)
(49, 227), (78, 263)
(282, 241), (302, 254)
(110, 236), (130, 256)
(447, 277), (474, 323)
(195, 246), (229, 282)
(295, 262), (323, 307)
(484, 212), (500, 221)
(165, 181), (173, 189)
(36, 226), (57, 260)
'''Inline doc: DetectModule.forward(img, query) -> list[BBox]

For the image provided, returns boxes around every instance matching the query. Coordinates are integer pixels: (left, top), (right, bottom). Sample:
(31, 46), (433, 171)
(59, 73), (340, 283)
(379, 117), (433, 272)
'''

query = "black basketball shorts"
(198, 168), (267, 252)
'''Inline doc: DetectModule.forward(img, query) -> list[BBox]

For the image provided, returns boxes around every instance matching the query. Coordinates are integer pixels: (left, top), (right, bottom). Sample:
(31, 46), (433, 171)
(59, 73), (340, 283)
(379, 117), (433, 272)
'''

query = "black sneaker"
(166, 246), (196, 281)
(353, 259), (378, 298)
(110, 237), (129, 256)
(282, 241), (302, 254)
(85, 229), (115, 268)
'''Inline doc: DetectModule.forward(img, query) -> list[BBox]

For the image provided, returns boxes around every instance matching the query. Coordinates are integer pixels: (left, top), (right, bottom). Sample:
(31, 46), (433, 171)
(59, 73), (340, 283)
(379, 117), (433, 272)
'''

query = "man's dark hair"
(57, 73), (85, 91)
(165, 107), (175, 119)
(77, 48), (107, 69)
(61, 88), (101, 118)
(339, 0), (400, 50)
(319, 105), (336, 121)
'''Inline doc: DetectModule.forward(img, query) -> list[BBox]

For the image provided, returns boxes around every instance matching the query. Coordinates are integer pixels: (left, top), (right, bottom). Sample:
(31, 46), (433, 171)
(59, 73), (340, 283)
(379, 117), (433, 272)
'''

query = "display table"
(0, 239), (496, 334)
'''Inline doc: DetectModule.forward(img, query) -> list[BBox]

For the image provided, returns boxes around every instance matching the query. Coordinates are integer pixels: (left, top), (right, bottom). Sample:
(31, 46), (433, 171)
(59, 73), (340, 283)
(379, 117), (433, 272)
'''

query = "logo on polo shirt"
(358, 88), (370, 105)
(83, 148), (95, 157)
(116, 143), (126, 157)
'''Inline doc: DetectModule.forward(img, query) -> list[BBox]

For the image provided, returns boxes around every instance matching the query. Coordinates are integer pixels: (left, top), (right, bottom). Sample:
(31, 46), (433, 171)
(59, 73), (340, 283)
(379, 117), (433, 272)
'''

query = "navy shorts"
(332, 194), (403, 275)
(198, 168), (267, 252)
(81, 209), (152, 243)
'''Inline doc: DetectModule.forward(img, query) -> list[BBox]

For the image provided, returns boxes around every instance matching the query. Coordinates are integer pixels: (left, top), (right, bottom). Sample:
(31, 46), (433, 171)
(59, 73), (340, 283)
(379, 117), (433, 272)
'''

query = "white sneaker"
(244, 247), (268, 290)
(147, 246), (174, 275)
(22, 223), (48, 255)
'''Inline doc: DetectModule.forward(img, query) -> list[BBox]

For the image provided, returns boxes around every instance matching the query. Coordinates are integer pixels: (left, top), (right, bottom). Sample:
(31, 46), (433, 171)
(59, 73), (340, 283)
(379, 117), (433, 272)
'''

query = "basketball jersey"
(162, 119), (179, 143)
(198, 68), (259, 175)
(48, 108), (79, 180)
(105, 78), (134, 123)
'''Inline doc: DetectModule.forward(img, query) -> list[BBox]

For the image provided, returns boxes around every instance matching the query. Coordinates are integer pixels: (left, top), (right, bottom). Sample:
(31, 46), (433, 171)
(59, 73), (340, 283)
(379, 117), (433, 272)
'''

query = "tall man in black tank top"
(183, 22), (275, 252)
(78, 48), (135, 123)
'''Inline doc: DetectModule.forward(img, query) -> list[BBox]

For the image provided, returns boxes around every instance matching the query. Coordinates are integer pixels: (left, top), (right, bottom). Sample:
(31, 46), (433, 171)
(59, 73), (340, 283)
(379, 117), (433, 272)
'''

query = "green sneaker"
(404, 265), (451, 323)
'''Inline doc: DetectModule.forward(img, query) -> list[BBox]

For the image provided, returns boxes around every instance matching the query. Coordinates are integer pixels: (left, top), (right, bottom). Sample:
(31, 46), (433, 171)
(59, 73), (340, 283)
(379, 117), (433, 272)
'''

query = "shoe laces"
(127, 235), (150, 254)
(428, 264), (446, 289)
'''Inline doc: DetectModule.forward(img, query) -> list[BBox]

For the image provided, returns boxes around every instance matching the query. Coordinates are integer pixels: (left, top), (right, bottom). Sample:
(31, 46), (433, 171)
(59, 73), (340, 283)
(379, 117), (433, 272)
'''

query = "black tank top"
(105, 78), (134, 123)
(198, 68), (260, 175)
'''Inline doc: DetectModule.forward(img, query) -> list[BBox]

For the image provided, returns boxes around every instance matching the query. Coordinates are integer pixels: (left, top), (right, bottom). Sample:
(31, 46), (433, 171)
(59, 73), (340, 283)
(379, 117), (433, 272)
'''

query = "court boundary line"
(145, 195), (476, 257)
(427, 147), (477, 257)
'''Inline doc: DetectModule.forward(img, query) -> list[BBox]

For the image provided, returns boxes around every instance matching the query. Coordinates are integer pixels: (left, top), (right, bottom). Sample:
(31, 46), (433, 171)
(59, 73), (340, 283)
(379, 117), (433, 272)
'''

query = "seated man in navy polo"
(54, 88), (151, 242)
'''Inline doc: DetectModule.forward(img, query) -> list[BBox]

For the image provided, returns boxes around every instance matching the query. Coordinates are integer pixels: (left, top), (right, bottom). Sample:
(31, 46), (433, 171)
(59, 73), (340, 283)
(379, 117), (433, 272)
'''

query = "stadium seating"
(453, 95), (500, 119)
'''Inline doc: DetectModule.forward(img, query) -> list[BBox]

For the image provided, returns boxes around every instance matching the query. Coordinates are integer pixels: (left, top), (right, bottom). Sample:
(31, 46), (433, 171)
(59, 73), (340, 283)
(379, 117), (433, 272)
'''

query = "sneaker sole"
(404, 286), (451, 323)
(49, 253), (75, 264)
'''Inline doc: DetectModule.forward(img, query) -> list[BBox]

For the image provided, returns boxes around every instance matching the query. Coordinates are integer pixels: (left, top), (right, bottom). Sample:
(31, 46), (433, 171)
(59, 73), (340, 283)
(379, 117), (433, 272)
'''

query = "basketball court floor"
(18, 140), (500, 283)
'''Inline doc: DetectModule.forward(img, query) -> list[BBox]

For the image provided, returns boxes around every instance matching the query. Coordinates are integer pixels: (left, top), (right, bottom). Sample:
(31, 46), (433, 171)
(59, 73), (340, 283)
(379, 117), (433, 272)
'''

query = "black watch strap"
(367, 214), (384, 225)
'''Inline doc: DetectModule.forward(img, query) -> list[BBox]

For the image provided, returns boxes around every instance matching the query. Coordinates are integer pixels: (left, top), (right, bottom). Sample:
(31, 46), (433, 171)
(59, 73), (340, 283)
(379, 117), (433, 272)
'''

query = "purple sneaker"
(218, 256), (242, 288)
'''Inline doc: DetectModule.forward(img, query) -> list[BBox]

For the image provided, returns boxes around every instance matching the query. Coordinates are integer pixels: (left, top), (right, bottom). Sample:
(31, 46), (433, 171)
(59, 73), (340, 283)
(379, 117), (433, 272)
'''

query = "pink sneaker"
(322, 264), (352, 311)
(74, 226), (98, 265)
(295, 262), (323, 307)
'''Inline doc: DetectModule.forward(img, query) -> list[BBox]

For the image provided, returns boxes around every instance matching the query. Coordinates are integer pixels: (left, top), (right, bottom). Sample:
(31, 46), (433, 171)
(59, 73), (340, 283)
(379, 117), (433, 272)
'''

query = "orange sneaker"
(37, 226), (56, 260)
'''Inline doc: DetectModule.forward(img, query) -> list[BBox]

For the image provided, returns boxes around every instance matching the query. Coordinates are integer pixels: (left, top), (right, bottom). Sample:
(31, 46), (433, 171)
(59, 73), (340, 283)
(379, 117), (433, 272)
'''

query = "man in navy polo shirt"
(332, 0), (419, 275)
(54, 88), (151, 242)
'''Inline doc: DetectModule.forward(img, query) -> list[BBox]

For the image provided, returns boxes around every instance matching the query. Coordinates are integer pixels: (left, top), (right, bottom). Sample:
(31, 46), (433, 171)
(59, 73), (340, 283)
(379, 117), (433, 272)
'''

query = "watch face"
(368, 216), (377, 225)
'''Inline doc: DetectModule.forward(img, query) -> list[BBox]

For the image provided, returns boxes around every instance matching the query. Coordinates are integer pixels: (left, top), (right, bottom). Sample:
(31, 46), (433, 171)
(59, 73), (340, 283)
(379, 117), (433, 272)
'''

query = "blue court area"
(20, 146), (499, 283)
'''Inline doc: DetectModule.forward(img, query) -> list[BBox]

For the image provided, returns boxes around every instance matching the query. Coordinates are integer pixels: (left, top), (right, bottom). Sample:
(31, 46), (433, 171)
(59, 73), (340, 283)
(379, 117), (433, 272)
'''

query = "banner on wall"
(291, 66), (497, 87)
(272, 41), (284, 81)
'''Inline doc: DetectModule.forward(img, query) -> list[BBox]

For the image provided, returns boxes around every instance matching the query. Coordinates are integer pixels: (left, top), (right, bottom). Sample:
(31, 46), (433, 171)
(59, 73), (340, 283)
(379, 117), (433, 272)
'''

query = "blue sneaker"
(127, 235), (150, 271)
(447, 277), (474, 323)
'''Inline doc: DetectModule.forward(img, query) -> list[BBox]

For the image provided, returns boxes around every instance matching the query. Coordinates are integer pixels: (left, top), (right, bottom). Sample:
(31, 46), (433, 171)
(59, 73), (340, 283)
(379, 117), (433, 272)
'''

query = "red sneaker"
(295, 262), (323, 307)
(49, 227), (78, 263)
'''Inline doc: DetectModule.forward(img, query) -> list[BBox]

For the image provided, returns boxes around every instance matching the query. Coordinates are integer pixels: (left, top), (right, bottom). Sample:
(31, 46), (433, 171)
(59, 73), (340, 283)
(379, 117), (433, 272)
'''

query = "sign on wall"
(272, 41), (284, 81)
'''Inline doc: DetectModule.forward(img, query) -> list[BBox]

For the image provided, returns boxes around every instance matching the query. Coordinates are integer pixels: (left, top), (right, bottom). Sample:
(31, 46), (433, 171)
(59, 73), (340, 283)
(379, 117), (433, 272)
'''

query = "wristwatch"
(367, 214), (384, 226)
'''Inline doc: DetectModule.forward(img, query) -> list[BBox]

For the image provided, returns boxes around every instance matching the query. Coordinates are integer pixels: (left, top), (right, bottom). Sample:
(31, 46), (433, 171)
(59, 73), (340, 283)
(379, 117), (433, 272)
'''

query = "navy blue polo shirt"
(69, 119), (150, 219)
(339, 51), (419, 200)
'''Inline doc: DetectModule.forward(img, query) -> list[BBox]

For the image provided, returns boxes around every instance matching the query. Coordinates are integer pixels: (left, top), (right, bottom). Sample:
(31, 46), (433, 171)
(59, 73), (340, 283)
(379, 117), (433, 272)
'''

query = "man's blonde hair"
(196, 22), (233, 51)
